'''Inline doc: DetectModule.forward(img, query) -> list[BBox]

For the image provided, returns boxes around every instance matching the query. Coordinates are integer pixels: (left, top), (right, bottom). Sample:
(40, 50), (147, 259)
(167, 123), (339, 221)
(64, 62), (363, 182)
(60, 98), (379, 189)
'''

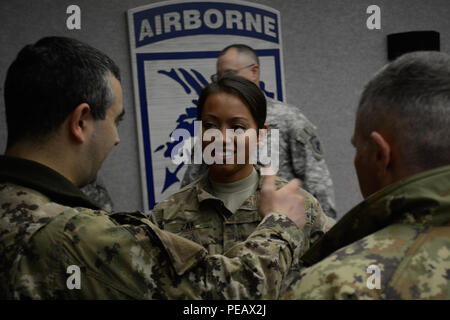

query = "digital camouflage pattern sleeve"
(282, 218), (450, 299)
(282, 164), (450, 300)
(152, 169), (334, 252)
(3, 198), (307, 299)
(266, 100), (337, 219)
(151, 170), (335, 294)
(291, 123), (336, 219)
(80, 176), (114, 212)
(0, 157), (310, 300)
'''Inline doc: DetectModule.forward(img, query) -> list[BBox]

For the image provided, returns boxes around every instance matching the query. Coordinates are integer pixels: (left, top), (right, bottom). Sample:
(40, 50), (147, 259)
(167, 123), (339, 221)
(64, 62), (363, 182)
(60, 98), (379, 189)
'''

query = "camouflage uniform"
(152, 166), (334, 293)
(181, 99), (337, 218)
(80, 177), (114, 212)
(152, 166), (334, 255)
(282, 165), (450, 299)
(0, 156), (307, 299)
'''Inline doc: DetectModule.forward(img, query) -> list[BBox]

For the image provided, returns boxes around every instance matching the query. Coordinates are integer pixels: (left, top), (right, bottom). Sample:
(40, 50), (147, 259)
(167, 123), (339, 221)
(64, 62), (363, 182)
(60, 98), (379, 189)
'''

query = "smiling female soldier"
(149, 75), (334, 269)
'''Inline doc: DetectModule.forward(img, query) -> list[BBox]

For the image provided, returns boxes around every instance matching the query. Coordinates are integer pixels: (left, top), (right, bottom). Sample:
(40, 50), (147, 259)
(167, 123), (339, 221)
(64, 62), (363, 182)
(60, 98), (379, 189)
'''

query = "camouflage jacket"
(150, 166), (335, 255)
(181, 99), (337, 218)
(282, 165), (450, 299)
(0, 156), (307, 299)
(80, 177), (114, 212)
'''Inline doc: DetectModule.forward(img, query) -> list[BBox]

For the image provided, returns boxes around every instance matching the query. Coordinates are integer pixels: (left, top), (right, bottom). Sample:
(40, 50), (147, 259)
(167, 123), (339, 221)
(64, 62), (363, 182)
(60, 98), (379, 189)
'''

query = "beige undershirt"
(208, 168), (259, 214)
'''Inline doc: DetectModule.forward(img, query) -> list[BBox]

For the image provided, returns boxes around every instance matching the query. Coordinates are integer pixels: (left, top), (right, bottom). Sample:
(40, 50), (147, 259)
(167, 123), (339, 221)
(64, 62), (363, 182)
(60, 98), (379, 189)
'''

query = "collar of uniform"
(239, 165), (264, 211)
(301, 164), (450, 267)
(240, 165), (290, 210)
(193, 172), (232, 217)
(194, 165), (264, 211)
(0, 155), (100, 210)
(194, 168), (220, 203)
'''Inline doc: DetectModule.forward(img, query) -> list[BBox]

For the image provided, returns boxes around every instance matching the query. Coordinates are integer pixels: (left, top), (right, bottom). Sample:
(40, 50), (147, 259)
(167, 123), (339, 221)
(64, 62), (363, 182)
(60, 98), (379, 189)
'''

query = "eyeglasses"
(210, 64), (255, 82)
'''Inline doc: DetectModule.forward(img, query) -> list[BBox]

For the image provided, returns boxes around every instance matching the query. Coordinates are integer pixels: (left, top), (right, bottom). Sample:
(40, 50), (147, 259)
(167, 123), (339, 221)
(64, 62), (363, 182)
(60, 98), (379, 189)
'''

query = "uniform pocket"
(163, 220), (214, 246)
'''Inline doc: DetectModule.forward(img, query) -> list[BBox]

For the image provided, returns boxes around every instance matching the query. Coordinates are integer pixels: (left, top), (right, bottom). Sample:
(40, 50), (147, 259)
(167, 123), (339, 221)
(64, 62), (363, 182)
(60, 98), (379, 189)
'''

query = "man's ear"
(369, 131), (392, 177)
(250, 64), (260, 84)
(69, 103), (91, 143)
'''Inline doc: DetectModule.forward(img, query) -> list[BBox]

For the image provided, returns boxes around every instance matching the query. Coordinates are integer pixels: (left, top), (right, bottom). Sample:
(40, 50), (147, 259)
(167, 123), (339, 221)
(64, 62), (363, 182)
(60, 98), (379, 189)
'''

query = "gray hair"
(356, 51), (450, 172)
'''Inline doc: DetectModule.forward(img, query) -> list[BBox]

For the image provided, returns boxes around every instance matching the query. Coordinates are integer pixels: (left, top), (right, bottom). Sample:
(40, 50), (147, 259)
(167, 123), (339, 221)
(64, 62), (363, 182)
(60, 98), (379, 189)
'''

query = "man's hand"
(259, 174), (306, 229)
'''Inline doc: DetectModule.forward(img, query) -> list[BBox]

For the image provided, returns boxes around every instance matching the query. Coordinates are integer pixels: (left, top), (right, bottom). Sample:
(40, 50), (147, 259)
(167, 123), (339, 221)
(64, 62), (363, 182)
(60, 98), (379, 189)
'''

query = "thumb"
(261, 172), (276, 194)
(280, 178), (302, 194)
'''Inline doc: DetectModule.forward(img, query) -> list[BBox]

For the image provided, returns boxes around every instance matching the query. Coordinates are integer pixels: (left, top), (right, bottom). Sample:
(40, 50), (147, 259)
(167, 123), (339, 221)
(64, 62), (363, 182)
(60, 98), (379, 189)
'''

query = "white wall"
(1, 0), (449, 218)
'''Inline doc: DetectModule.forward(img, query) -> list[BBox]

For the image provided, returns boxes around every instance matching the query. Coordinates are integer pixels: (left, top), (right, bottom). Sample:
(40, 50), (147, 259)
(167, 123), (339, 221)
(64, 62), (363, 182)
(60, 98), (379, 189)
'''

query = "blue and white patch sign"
(128, 0), (286, 211)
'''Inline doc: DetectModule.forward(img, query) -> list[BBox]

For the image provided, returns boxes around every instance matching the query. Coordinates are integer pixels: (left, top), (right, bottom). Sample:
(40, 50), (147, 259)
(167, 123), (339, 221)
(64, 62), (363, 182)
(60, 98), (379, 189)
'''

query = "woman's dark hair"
(197, 74), (266, 129)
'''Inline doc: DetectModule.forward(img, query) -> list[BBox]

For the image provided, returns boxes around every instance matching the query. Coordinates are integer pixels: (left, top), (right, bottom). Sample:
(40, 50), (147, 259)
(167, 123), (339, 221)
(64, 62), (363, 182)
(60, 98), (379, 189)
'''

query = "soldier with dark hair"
(3, 36), (115, 211)
(151, 74), (333, 294)
(283, 51), (450, 300)
(150, 74), (333, 255)
(0, 36), (309, 299)
(181, 43), (337, 219)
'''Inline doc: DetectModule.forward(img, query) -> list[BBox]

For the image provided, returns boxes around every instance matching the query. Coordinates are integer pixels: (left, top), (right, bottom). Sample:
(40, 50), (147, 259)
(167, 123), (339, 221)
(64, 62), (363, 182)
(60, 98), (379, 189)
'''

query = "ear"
(68, 103), (91, 143)
(257, 124), (268, 145)
(369, 131), (392, 177)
